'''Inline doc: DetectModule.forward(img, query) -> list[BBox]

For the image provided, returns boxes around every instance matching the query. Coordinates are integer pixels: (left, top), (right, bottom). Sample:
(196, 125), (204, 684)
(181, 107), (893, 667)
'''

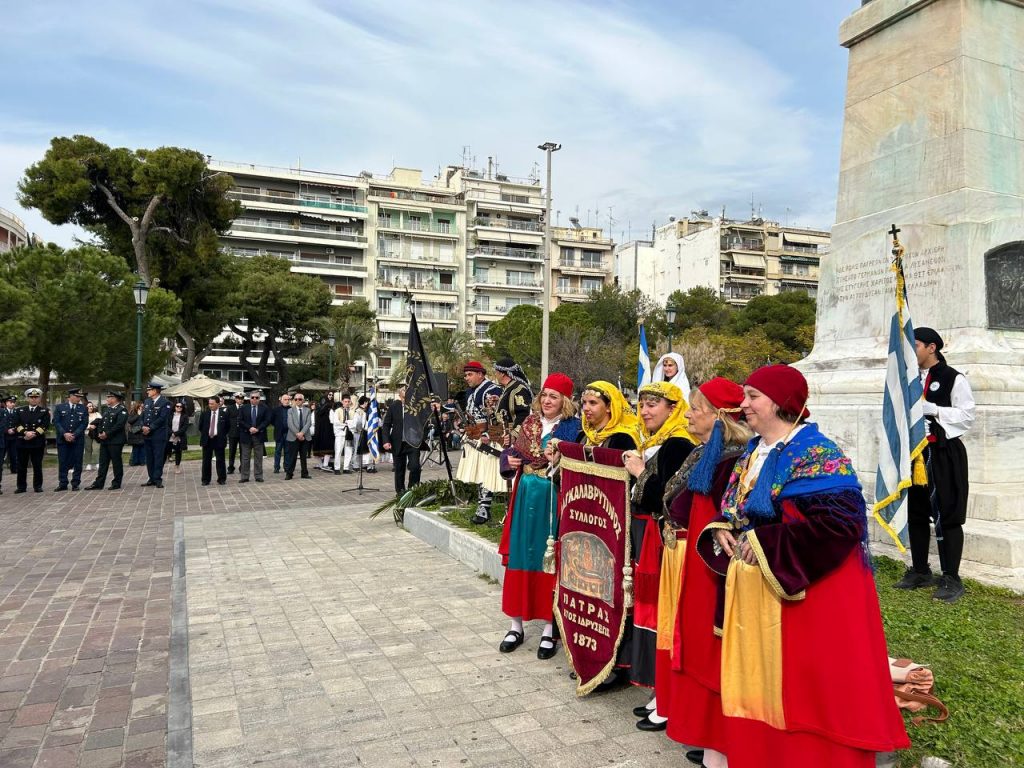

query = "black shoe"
(14, 489), (26, 494)
(932, 575), (965, 603)
(343, 469), (352, 474)
(34, 488), (43, 493)
(85, 484), (103, 491)
(274, 468), (280, 474)
(71, 485), (79, 491)
(154, 481), (164, 488)
(366, 467), (376, 474)
(894, 569), (936, 590)
(217, 480), (226, 485)
(333, 470), (341, 475)
(239, 478), (249, 483)
(301, 473), (311, 479)
(54, 486), (67, 492)
(537, 636), (557, 660)
(636, 715), (667, 732)
(202, 481), (210, 486)
(685, 749), (705, 766)
(285, 474), (293, 480)
(471, 509), (490, 525)
(227, 467), (235, 474)
(633, 704), (655, 718)
(255, 478), (263, 483)
(594, 668), (629, 693)
(498, 630), (524, 653)
(108, 484), (121, 490)
(141, 481), (155, 487)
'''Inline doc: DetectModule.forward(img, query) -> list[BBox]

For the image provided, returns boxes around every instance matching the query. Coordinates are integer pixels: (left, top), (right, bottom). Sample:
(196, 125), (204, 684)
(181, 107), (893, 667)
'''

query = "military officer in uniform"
(0, 393), (17, 494)
(87, 391), (129, 491)
(14, 387), (50, 493)
(53, 386), (89, 491)
(141, 381), (172, 488)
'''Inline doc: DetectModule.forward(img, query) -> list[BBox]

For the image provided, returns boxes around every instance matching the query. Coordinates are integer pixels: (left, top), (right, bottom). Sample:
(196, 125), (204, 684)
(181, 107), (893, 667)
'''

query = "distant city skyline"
(1, 1), (852, 246)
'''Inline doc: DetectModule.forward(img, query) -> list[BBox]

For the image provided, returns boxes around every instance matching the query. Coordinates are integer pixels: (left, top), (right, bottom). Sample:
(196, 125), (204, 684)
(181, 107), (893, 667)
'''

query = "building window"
(437, 218), (451, 233)
(378, 298), (392, 316)
(474, 266), (489, 282)
(582, 278), (603, 293)
(507, 270), (533, 286)
(557, 277), (570, 292)
(476, 295), (490, 311)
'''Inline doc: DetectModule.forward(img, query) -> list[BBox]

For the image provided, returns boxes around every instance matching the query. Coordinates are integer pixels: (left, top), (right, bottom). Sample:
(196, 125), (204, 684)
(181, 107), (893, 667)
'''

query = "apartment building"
(550, 224), (614, 306)
(0, 207), (30, 252)
(614, 213), (829, 307)
(202, 159), (614, 386)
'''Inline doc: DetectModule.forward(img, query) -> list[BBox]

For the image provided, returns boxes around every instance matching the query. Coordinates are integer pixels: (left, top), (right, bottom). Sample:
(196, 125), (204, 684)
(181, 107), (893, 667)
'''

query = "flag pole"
(409, 312), (460, 499)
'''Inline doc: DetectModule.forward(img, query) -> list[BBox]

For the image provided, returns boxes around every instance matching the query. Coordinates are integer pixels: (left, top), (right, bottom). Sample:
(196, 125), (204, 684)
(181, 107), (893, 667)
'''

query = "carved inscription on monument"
(985, 243), (1024, 330)
(830, 244), (961, 307)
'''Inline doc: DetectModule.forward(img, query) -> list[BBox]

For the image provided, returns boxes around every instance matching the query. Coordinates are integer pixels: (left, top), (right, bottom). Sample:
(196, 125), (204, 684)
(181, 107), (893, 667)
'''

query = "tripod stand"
(341, 450), (378, 495)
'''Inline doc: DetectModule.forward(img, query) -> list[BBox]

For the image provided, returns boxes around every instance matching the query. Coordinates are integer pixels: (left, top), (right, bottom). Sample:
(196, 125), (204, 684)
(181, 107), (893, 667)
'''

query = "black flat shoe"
(685, 749), (705, 766)
(537, 636), (557, 660)
(633, 704), (654, 717)
(498, 630), (524, 653)
(636, 715), (667, 732)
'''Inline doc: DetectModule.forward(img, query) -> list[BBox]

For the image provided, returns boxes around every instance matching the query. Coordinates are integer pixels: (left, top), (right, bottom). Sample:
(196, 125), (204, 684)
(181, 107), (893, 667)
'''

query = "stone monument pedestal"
(798, 0), (1024, 583)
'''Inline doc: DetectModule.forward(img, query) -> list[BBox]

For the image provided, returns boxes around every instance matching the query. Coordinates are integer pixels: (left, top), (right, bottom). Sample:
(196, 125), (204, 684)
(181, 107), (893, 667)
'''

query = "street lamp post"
(132, 280), (150, 402)
(327, 335), (336, 392)
(538, 141), (561, 383)
(665, 305), (678, 353)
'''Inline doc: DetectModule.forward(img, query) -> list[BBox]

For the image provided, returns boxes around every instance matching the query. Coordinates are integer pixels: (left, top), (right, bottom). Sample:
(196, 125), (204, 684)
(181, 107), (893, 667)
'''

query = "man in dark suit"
(14, 388), (50, 494)
(87, 391), (129, 490)
(381, 385), (421, 496)
(53, 386), (88, 491)
(0, 393), (18, 494)
(284, 392), (313, 480)
(141, 382), (172, 488)
(272, 392), (292, 474)
(238, 390), (271, 483)
(226, 392), (243, 474)
(198, 396), (229, 486)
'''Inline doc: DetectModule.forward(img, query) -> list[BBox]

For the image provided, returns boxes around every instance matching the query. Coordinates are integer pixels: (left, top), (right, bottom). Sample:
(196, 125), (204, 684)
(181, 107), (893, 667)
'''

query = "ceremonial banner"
(554, 441), (631, 696)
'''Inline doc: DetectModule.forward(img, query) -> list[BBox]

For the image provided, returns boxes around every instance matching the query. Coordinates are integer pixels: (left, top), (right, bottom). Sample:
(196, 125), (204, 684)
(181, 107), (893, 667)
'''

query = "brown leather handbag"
(889, 657), (949, 725)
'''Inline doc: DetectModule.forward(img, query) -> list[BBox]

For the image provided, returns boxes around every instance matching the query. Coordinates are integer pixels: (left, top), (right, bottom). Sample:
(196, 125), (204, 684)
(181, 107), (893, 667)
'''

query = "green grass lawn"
(874, 556), (1024, 767)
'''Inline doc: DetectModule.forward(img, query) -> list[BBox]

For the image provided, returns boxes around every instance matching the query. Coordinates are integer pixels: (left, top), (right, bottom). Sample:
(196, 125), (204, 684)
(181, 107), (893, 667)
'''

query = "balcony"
(228, 190), (368, 215)
(471, 301), (542, 315)
(554, 230), (612, 246)
(467, 246), (543, 262)
(376, 219), (458, 237)
(224, 247), (366, 272)
(378, 308), (458, 323)
(227, 222), (368, 244)
(369, 188), (461, 206)
(471, 276), (541, 292)
(722, 239), (765, 252)
(557, 258), (606, 273)
(376, 250), (458, 267)
(473, 216), (542, 232)
(377, 278), (459, 294)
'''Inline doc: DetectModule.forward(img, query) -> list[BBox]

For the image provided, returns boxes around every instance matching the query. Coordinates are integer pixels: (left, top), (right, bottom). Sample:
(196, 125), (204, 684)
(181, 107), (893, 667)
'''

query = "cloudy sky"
(1, 0), (853, 246)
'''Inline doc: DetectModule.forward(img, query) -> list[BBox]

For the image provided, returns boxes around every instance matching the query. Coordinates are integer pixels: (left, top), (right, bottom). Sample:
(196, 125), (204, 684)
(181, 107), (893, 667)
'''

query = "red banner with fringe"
(554, 441), (632, 696)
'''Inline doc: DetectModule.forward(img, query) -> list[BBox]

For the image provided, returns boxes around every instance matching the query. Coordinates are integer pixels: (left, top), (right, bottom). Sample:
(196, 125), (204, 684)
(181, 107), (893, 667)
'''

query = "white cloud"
(0, 0), (839, 246)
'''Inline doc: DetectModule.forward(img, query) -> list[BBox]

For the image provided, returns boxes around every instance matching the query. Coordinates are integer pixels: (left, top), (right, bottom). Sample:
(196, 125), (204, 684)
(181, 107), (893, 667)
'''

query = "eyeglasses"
(28, 394), (41, 398)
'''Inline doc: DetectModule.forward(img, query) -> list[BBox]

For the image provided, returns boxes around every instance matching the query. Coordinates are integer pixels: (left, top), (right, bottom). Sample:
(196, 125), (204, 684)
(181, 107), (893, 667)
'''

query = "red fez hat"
(698, 377), (744, 421)
(463, 360), (486, 374)
(542, 372), (574, 399)
(744, 365), (810, 418)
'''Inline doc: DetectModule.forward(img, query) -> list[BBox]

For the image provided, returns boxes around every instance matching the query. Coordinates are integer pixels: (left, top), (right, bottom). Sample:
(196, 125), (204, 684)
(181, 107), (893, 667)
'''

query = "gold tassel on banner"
(542, 535), (557, 574)
(622, 564), (634, 609)
(912, 453), (928, 486)
(542, 477), (557, 574)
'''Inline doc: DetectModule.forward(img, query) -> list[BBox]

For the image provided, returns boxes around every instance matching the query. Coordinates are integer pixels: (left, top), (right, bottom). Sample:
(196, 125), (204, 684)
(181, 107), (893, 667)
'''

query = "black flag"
(403, 313), (434, 447)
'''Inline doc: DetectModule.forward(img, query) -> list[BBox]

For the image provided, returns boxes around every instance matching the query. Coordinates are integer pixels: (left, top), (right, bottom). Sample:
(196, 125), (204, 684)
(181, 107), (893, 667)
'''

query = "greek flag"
(366, 384), (381, 462)
(637, 324), (652, 392)
(873, 237), (927, 552)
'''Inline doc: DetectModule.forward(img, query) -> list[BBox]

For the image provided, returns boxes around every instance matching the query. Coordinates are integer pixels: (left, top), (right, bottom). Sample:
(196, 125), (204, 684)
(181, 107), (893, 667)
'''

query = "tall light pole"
(538, 141), (561, 383)
(665, 305), (678, 353)
(327, 334), (336, 391)
(132, 280), (150, 402)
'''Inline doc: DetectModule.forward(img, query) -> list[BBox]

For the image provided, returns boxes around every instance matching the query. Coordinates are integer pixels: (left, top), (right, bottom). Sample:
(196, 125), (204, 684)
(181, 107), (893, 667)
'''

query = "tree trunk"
(177, 325), (198, 379)
(37, 365), (51, 404)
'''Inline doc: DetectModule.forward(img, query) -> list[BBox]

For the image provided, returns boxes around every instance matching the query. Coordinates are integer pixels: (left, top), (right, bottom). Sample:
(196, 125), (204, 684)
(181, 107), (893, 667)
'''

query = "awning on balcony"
(299, 211), (358, 224)
(782, 232), (830, 245)
(731, 253), (766, 270)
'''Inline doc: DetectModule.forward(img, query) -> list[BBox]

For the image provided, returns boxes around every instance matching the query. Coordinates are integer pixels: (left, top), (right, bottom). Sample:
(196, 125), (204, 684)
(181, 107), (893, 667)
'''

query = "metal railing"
(558, 258), (606, 271)
(377, 278), (459, 292)
(722, 239), (764, 251)
(229, 222), (368, 243)
(468, 246), (543, 261)
(376, 219), (457, 235)
(554, 230), (612, 245)
(369, 188), (461, 205)
(212, 159), (363, 184)
(227, 190), (368, 214)
(466, 188), (544, 206)
(473, 217), (542, 232)
(471, 277), (542, 289)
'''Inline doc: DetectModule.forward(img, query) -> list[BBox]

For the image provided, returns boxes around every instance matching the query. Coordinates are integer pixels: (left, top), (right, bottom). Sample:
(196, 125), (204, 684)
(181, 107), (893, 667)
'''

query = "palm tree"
(420, 328), (482, 395)
(308, 312), (378, 392)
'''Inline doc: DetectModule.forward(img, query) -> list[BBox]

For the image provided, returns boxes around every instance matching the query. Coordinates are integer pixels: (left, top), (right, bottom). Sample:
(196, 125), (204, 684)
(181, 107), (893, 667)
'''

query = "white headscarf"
(652, 352), (690, 399)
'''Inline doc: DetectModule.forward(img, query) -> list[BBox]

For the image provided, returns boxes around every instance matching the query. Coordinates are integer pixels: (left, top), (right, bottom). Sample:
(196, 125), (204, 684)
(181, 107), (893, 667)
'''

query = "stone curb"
(168, 517), (194, 768)
(403, 506), (505, 584)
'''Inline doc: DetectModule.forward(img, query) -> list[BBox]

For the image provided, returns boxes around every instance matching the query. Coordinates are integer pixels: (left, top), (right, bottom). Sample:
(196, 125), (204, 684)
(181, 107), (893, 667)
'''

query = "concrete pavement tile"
(35, 744), (82, 768)
(1, 723), (47, 749)
(79, 745), (123, 768)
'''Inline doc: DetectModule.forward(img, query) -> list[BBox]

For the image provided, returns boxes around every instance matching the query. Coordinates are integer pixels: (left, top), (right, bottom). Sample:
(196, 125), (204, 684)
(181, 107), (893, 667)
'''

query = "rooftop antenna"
(750, 193), (755, 221)
(556, 209), (561, 226)
(487, 156), (493, 179)
(786, 206), (791, 226)
(462, 145), (472, 169)
(607, 206), (616, 237)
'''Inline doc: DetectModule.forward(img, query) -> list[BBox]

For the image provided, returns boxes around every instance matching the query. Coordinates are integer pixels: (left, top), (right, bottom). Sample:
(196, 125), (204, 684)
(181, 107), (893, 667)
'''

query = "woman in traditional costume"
(659, 378), (750, 768)
(312, 392), (336, 470)
(497, 373), (581, 660)
(577, 381), (641, 451)
(652, 352), (691, 399)
(700, 365), (909, 767)
(622, 381), (696, 731)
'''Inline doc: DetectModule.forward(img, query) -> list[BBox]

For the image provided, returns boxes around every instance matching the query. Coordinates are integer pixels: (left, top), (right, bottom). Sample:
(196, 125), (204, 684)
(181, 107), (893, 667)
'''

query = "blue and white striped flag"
(873, 234), (927, 552)
(366, 384), (382, 462)
(637, 324), (652, 392)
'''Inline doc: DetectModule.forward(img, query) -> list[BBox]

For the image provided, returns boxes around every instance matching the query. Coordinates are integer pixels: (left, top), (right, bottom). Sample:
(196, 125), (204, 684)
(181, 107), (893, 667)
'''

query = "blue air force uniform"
(53, 388), (89, 490)
(142, 382), (173, 486)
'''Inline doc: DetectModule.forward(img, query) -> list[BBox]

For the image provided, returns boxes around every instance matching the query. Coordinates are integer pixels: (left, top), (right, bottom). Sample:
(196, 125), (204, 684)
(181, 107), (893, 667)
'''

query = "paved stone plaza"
(1, 460), (684, 767)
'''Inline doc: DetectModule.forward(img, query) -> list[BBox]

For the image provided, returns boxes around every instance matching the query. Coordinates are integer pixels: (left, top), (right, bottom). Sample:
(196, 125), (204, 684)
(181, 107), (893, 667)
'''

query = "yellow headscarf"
(580, 381), (642, 447)
(637, 381), (695, 450)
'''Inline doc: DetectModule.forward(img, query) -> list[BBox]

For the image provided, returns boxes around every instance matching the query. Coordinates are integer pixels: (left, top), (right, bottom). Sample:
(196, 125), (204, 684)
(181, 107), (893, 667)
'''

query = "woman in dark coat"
(126, 401), (146, 466)
(165, 402), (191, 473)
(312, 392), (336, 469)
